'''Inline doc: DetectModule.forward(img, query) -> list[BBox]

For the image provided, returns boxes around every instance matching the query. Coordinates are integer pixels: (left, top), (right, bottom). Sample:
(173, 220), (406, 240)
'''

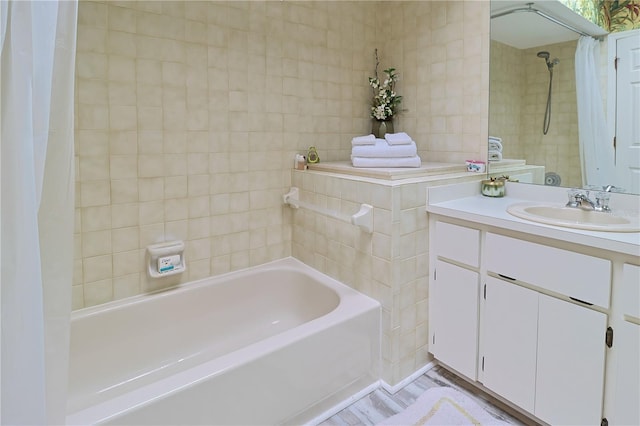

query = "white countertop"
(427, 182), (640, 257)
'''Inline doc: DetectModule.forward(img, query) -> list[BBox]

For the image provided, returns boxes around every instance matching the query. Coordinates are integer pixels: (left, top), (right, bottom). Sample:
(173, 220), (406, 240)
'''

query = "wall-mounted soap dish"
(146, 240), (186, 278)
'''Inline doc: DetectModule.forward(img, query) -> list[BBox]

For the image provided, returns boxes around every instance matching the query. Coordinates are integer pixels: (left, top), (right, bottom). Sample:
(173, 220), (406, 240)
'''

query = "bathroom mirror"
(488, 0), (639, 194)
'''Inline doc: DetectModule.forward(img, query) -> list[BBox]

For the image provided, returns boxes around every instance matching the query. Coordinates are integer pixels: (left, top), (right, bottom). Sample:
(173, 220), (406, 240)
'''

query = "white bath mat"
(377, 387), (511, 426)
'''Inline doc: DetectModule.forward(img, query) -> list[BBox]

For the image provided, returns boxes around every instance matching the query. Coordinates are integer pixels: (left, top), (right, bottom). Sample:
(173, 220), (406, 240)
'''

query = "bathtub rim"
(70, 256), (371, 320)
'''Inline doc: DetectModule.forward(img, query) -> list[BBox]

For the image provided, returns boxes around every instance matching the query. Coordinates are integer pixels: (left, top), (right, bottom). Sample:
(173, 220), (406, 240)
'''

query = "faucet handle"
(566, 188), (581, 207)
(595, 191), (611, 212)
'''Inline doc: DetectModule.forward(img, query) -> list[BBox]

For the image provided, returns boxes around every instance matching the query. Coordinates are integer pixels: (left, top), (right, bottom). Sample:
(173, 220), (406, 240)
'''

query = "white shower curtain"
(575, 36), (615, 189)
(1, 1), (77, 424)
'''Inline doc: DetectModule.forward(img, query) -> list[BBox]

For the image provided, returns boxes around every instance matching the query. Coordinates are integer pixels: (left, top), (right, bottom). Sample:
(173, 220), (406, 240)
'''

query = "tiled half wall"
(291, 170), (489, 385)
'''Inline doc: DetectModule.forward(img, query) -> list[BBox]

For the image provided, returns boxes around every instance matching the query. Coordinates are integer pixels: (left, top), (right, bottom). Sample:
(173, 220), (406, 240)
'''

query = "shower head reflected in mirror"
(537, 51), (560, 70)
(538, 51), (559, 134)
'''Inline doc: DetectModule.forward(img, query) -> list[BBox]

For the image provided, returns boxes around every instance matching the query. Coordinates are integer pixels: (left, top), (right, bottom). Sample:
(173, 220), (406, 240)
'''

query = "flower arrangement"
(368, 49), (402, 121)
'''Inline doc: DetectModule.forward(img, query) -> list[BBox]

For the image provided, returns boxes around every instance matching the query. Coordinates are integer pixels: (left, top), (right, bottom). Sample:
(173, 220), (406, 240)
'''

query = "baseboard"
(380, 361), (437, 394)
(306, 361), (438, 425)
(305, 380), (381, 426)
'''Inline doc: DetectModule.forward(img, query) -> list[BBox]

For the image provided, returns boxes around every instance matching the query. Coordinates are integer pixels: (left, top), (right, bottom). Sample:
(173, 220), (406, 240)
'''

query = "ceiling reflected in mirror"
(490, 0), (608, 49)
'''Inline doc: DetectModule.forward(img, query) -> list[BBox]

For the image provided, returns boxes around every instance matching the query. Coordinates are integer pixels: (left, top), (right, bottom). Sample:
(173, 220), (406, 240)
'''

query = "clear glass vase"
(372, 119), (394, 138)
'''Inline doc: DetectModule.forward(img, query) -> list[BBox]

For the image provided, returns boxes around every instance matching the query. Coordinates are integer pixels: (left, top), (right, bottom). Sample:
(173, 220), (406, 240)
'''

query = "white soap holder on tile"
(147, 240), (186, 278)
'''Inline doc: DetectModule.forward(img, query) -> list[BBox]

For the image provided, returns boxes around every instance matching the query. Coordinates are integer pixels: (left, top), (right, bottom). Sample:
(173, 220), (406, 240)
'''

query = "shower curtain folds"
(1, 1), (78, 424)
(575, 36), (615, 188)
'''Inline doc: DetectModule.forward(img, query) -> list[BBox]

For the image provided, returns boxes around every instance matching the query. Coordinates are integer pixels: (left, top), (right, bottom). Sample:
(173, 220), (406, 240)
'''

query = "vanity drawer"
(485, 233), (611, 308)
(621, 263), (640, 319)
(435, 221), (480, 267)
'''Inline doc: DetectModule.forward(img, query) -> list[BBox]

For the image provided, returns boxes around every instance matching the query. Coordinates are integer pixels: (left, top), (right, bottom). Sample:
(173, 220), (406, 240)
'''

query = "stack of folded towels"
(351, 132), (421, 168)
(488, 136), (503, 162)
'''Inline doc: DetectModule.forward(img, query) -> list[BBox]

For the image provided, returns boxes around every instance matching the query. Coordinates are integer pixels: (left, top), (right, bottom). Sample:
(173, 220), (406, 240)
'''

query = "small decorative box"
(466, 160), (486, 173)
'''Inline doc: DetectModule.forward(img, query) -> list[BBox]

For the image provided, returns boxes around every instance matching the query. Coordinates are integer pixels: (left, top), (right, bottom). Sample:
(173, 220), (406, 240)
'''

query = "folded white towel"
(351, 155), (422, 168)
(351, 139), (417, 158)
(489, 136), (502, 142)
(489, 140), (503, 152)
(488, 150), (503, 162)
(384, 132), (413, 145)
(351, 134), (376, 146)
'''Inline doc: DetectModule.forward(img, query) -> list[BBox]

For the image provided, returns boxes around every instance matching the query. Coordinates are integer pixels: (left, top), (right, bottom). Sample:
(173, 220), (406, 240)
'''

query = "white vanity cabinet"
(483, 232), (609, 426)
(611, 263), (640, 426)
(429, 221), (480, 380)
(427, 214), (619, 425)
(426, 183), (640, 425)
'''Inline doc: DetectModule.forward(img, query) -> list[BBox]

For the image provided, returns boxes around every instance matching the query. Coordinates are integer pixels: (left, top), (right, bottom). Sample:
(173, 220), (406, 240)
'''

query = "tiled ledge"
(307, 161), (467, 180)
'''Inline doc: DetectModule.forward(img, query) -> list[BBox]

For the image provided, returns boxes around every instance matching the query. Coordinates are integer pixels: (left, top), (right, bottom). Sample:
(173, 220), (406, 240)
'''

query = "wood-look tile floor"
(318, 365), (537, 426)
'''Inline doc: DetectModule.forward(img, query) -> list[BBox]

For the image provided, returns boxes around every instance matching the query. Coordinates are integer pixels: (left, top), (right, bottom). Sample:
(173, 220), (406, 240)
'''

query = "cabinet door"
(612, 264), (640, 425)
(430, 259), (479, 380)
(535, 294), (607, 425)
(482, 276), (538, 413)
(612, 321), (640, 425)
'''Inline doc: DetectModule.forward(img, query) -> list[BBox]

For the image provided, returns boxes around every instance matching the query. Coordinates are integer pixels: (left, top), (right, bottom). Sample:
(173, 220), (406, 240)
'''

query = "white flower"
(368, 66), (402, 121)
(372, 105), (387, 120)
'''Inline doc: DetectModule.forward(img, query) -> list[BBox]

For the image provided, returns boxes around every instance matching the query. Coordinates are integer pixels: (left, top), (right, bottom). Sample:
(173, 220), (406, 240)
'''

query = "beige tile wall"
(73, 0), (378, 307)
(74, 0), (490, 307)
(377, 1), (491, 165)
(489, 40), (523, 158)
(489, 39), (581, 188)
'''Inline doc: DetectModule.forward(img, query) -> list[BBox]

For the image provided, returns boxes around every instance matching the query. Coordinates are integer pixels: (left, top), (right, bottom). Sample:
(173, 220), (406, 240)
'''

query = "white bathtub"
(66, 257), (380, 425)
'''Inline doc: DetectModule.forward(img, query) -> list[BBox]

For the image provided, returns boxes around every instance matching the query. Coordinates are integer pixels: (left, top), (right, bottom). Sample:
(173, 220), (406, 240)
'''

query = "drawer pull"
(569, 296), (594, 306)
(498, 274), (516, 281)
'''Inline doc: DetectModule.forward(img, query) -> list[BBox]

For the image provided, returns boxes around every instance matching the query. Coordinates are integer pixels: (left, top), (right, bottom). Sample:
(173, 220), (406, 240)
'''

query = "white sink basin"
(507, 202), (640, 232)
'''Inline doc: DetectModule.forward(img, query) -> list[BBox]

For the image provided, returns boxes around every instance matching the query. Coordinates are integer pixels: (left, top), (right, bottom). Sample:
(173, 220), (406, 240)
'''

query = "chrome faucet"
(575, 192), (596, 210)
(566, 189), (611, 212)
